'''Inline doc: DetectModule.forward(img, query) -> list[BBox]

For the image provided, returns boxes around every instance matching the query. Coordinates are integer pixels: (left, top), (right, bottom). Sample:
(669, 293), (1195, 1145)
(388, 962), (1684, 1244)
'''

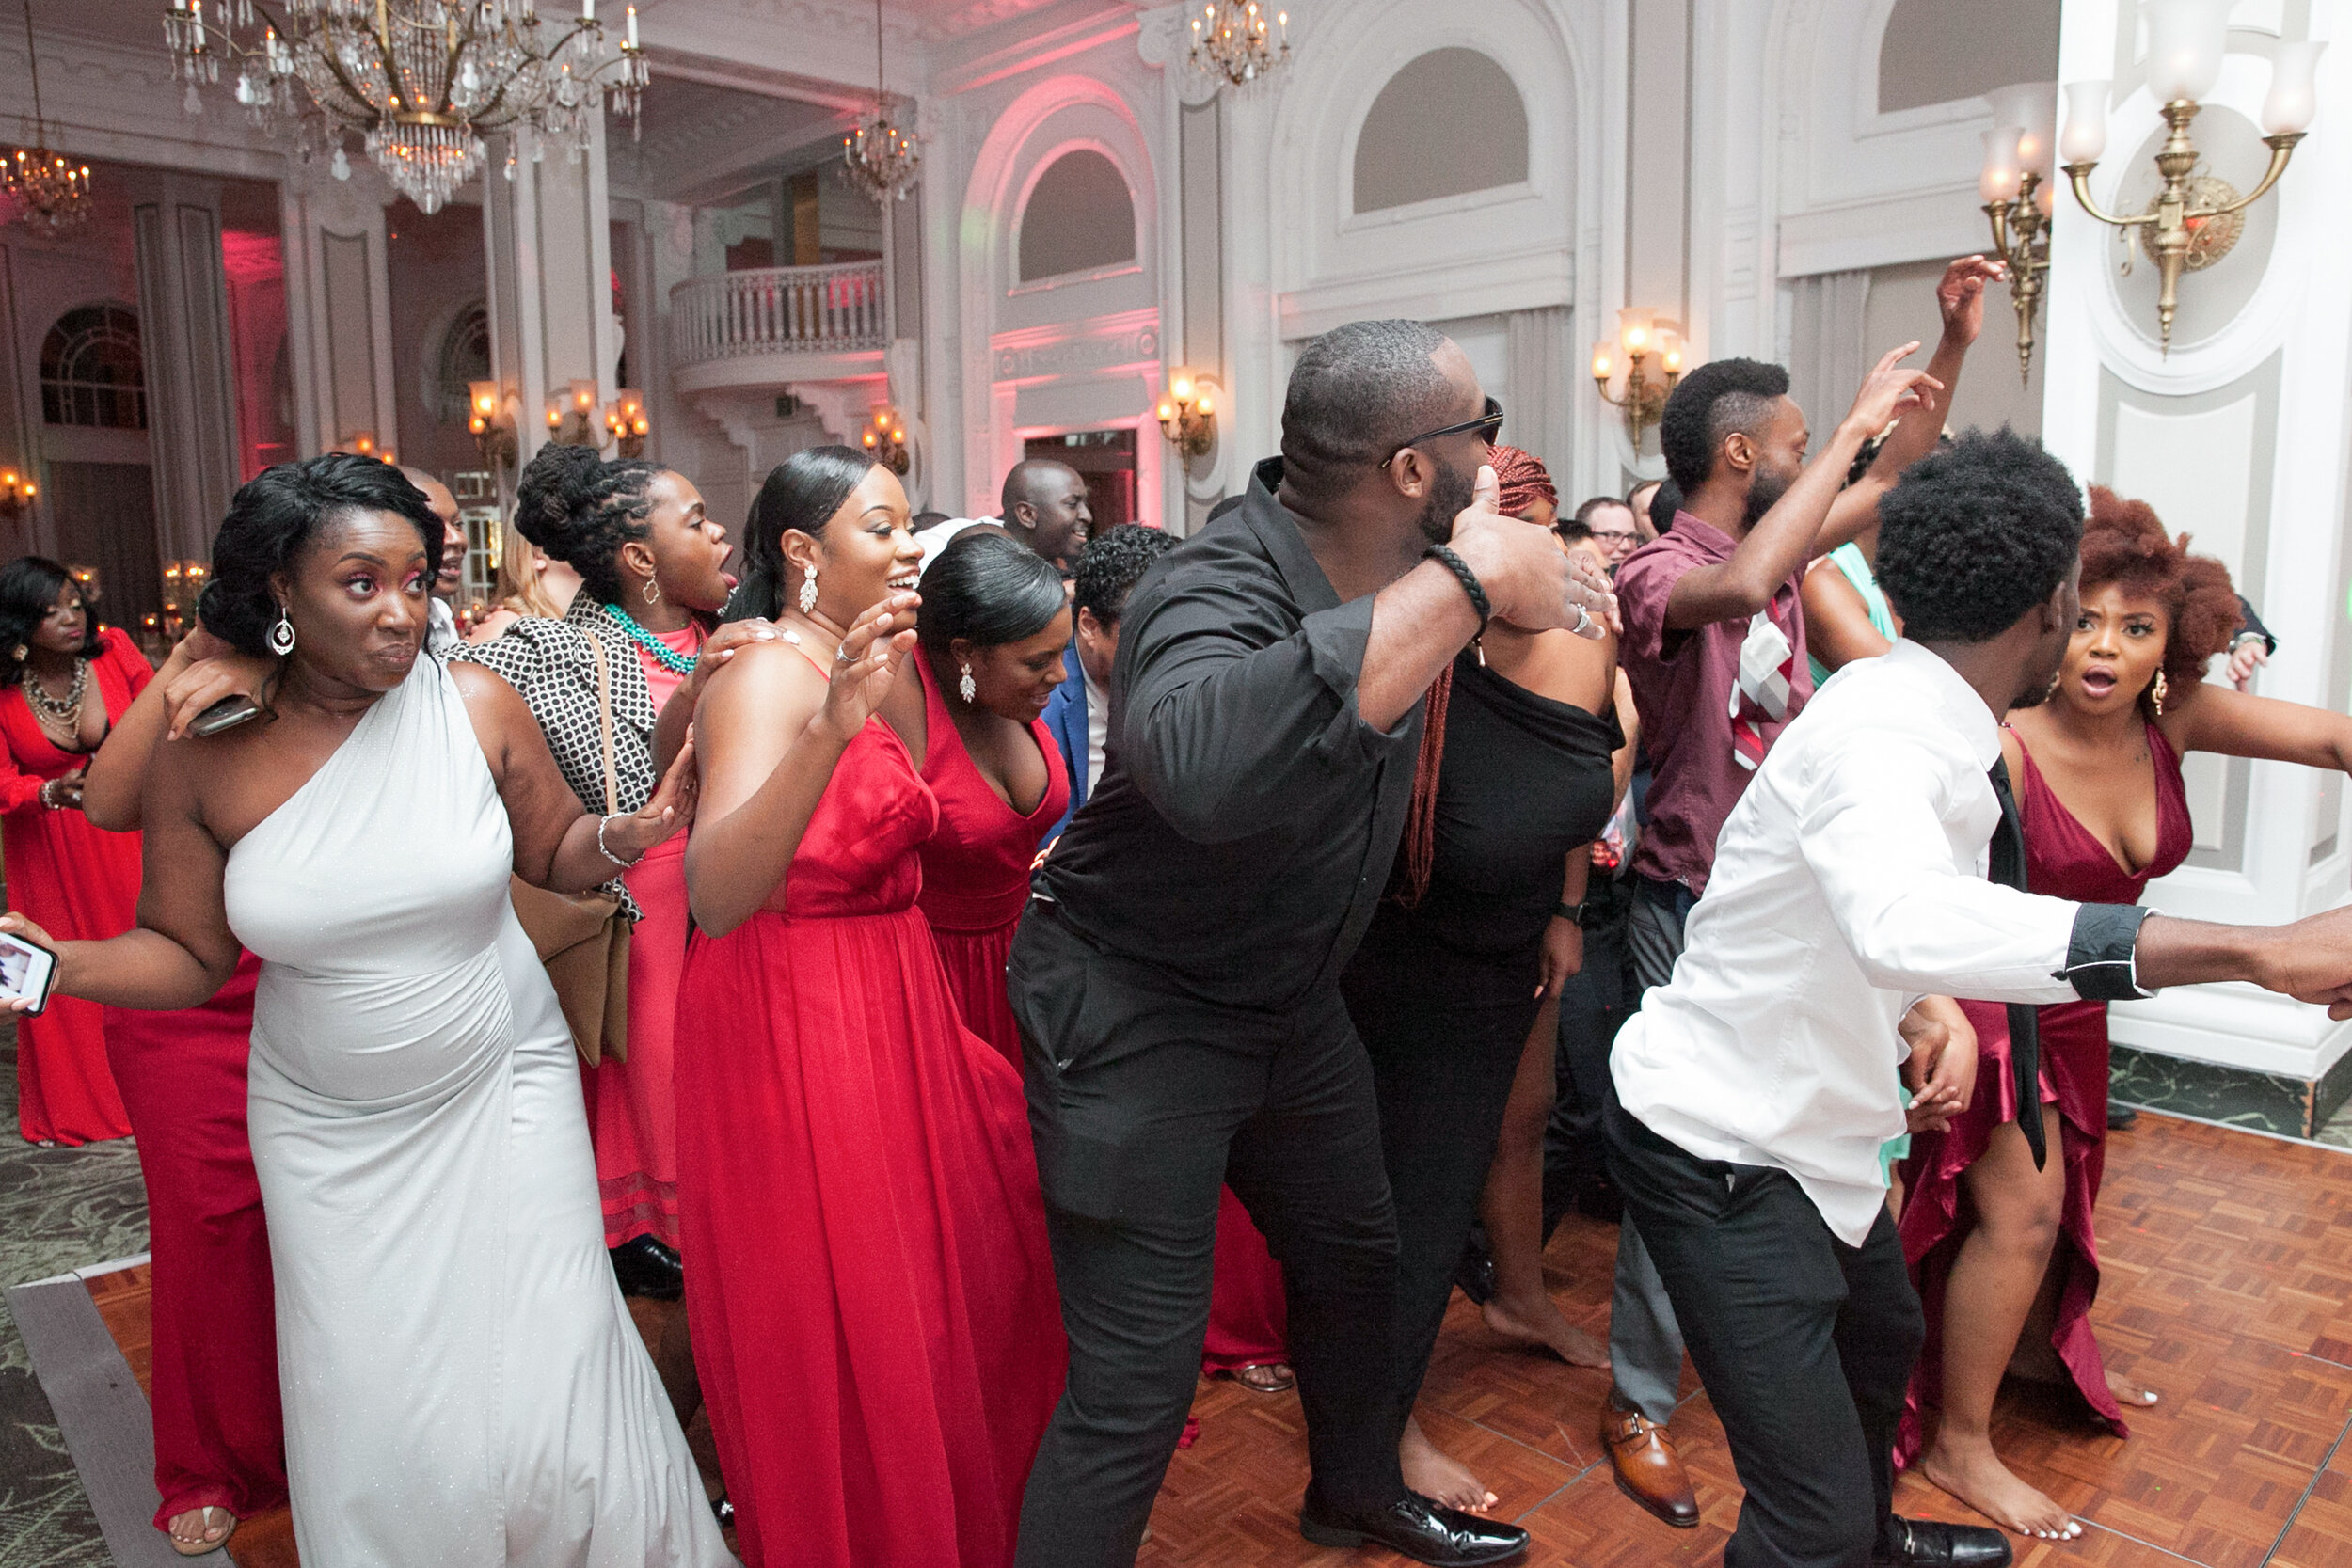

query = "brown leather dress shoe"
(1601, 1398), (1698, 1528)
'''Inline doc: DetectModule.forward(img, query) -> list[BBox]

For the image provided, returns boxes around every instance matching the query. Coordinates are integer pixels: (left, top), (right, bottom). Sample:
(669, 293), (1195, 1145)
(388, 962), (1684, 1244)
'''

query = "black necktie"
(1986, 760), (2048, 1170)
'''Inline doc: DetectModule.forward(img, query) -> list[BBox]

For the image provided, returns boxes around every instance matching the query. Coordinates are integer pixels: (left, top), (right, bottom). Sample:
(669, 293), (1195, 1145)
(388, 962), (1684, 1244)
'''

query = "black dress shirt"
(1034, 457), (1422, 1009)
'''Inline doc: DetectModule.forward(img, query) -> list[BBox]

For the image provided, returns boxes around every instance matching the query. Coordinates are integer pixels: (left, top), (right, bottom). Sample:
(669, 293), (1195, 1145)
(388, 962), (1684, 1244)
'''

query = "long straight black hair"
(725, 446), (882, 622)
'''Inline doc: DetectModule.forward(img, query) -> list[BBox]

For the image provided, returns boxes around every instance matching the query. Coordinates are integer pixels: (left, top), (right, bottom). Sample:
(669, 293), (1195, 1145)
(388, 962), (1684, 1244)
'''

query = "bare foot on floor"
(1481, 1295), (1610, 1370)
(2106, 1367), (2160, 1407)
(1402, 1416), (1496, 1513)
(1919, 1436), (2082, 1541)
(166, 1505), (235, 1556)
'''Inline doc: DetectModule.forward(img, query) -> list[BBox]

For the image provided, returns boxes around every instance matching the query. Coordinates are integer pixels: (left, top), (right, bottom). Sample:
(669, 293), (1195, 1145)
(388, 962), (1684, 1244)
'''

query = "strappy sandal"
(1232, 1362), (1295, 1394)
(167, 1505), (235, 1557)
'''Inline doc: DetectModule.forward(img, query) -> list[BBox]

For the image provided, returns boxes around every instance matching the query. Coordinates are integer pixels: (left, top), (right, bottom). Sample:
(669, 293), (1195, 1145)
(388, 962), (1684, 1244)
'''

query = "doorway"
(1025, 429), (1138, 531)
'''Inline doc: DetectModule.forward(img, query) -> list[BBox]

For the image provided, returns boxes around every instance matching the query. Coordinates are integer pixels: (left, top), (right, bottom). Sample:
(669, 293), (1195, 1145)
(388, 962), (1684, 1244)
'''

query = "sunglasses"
(1382, 397), (1505, 468)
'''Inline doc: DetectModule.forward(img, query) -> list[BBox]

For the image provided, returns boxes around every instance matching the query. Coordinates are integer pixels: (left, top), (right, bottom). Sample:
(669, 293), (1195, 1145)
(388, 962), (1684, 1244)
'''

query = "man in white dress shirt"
(1609, 431), (2352, 1568)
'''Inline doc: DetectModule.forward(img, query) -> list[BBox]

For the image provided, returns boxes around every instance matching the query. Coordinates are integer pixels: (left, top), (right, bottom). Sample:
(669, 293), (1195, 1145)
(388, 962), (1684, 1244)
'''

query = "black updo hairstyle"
(917, 531), (1069, 662)
(514, 442), (663, 607)
(0, 556), (103, 664)
(726, 445), (882, 623)
(200, 454), (444, 657)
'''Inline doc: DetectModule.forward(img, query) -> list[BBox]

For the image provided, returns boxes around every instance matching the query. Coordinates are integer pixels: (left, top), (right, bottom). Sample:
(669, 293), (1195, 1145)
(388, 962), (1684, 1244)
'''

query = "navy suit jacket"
(1039, 638), (1088, 843)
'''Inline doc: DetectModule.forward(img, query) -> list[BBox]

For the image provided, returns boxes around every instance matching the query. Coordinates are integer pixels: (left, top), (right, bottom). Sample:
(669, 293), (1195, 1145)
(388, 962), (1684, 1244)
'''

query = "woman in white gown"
(4, 454), (734, 1568)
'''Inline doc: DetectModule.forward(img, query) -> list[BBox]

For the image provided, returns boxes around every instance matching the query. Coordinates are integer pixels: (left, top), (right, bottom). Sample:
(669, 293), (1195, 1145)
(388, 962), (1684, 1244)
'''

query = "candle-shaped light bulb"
(624, 3), (636, 44)
(548, 405), (563, 428)
(580, 0), (594, 21)
(1591, 341), (1613, 383)
(2261, 40), (2325, 135)
(2059, 80), (2109, 165)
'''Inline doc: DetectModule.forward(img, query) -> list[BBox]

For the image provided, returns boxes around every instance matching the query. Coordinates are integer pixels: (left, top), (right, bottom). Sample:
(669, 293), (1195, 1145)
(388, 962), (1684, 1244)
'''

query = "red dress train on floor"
(0, 626), (150, 1144)
(1895, 725), (2193, 1465)
(914, 647), (1068, 1067)
(673, 703), (1065, 1568)
(103, 954), (288, 1528)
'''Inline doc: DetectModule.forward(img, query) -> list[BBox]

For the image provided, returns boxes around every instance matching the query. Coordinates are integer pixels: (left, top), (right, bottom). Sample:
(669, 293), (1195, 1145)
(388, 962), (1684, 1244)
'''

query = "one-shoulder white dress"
(223, 652), (732, 1567)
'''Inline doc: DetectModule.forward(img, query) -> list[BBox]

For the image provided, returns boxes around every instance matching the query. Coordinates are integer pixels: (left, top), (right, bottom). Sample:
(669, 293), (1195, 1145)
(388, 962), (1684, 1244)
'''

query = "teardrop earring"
(2150, 668), (2169, 716)
(268, 607), (297, 656)
(798, 566), (820, 615)
(959, 662), (977, 704)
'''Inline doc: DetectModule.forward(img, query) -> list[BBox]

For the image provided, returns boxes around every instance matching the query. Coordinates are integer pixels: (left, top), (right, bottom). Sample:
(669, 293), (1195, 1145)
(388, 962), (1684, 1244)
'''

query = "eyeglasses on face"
(1382, 397), (1505, 468)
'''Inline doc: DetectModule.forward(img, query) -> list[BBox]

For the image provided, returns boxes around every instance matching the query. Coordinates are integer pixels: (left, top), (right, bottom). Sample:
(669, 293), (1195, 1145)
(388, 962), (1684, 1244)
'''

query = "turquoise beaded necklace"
(605, 602), (701, 675)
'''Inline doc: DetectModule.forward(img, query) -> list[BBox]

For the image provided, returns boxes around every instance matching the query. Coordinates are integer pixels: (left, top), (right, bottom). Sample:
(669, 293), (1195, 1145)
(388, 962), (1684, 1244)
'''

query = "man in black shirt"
(1009, 319), (1615, 1568)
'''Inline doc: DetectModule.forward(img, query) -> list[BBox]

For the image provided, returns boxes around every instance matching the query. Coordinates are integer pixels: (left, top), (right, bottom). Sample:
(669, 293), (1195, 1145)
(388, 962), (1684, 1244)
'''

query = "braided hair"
(513, 442), (661, 606)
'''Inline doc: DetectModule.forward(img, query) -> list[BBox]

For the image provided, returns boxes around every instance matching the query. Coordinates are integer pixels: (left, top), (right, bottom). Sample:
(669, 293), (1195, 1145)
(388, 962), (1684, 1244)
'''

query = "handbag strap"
(585, 627), (619, 816)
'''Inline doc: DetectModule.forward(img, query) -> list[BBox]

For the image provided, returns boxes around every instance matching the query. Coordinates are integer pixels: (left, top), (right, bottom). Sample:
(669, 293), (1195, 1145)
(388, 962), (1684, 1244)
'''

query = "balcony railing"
(669, 261), (887, 364)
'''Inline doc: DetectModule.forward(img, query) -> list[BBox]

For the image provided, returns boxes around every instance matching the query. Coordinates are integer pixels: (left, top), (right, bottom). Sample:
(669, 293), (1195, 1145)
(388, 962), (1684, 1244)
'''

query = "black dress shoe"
(1879, 1515), (2013, 1568)
(1298, 1490), (1528, 1566)
(1454, 1238), (1498, 1307)
(610, 1234), (685, 1301)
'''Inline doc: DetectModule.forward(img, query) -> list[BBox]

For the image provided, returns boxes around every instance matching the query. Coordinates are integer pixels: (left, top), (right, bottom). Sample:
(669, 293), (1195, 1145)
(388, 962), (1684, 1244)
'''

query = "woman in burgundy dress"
(1899, 490), (2352, 1542)
(901, 531), (1071, 1064)
(0, 557), (141, 1144)
(676, 448), (1063, 1568)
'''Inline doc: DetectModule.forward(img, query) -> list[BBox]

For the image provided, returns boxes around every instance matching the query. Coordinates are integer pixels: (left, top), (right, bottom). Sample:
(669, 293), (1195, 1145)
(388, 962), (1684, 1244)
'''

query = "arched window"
(435, 301), (492, 425)
(1017, 149), (1136, 283)
(40, 306), (147, 429)
(1353, 49), (1530, 214)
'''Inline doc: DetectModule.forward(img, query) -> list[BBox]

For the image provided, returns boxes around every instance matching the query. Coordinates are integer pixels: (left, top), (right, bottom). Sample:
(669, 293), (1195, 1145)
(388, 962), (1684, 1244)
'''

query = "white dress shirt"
(1083, 664), (1109, 798)
(914, 517), (989, 577)
(1612, 639), (2150, 1245)
(427, 596), (459, 658)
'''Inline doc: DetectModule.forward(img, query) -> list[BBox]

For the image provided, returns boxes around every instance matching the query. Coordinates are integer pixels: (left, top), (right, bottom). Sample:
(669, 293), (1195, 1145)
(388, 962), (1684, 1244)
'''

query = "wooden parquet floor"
(68, 1112), (2352, 1567)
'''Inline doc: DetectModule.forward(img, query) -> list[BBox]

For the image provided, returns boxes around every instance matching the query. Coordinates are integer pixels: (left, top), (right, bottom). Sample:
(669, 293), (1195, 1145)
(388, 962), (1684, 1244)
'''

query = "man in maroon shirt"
(1596, 255), (2004, 1528)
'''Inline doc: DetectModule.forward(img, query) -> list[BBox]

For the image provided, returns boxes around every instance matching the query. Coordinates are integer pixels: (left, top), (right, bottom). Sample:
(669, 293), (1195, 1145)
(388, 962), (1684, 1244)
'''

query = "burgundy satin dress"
(1896, 723), (2193, 1463)
(672, 681), (1064, 1568)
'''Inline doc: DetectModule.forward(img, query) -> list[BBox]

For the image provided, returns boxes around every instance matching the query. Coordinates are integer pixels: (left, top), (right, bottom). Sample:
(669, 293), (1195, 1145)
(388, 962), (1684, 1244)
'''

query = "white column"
(280, 162), (400, 466)
(2043, 1), (2352, 1126)
(484, 119), (622, 486)
(125, 169), (243, 561)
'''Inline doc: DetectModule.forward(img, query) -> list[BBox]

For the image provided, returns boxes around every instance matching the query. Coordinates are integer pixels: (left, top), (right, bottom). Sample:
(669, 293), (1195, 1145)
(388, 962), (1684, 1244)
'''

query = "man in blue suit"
(1040, 524), (1183, 843)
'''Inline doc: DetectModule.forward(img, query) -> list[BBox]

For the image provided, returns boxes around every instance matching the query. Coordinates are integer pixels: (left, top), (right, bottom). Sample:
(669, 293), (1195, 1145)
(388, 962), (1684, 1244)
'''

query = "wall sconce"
(546, 380), (601, 447)
(603, 388), (650, 460)
(1592, 309), (1685, 446)
(159, 558), (209, 641)
(468, 379), (518, 475)
(859, 404), (911, 476)
(2059, 7), (2322, 354)
(0, 467), (35, 520)
(1979, 83), (2057, 383)
(1155, 369), (1217, 460)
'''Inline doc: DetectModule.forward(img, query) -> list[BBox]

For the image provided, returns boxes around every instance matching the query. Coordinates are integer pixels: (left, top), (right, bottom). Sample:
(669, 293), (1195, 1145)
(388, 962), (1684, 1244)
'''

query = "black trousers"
(1009, 903), (1405, 1568)
(1605, 1090), (1922, 1568)
(1343, 918), (1544, 1425)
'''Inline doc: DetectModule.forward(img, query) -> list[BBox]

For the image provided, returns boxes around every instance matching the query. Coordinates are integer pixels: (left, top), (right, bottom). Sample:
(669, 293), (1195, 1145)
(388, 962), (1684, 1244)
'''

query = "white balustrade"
(668, 261), (888, 364)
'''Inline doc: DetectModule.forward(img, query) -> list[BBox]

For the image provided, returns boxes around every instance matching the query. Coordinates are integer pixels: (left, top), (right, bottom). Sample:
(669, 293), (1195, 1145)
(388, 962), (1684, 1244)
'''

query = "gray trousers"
(1611, 878), (1696, 1423)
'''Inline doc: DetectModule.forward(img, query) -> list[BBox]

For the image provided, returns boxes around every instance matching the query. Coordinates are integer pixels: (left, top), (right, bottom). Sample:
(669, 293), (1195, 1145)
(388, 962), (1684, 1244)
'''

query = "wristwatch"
(1554, 899), (1586, 923)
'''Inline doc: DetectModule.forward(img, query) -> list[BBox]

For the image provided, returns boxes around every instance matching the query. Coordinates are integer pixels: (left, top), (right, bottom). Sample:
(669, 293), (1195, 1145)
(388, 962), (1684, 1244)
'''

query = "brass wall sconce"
(468, 379), (518, 475)
(1592, 309), (1684, 446)
(603, 388), (650, 460)
(545, 380), (601, 448)
(159, 559), (209, 641)
(0, 467), (35, 520)
(2058, 7), (2323, 354)
(1979, 84), (2056, 383)
(859, 404), (911, 476)
(1155, 370), (1216, 460)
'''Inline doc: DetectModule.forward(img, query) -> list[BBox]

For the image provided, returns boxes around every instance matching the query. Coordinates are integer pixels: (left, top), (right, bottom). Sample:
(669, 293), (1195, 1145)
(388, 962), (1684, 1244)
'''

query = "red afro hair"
(2079, 486), (2242, 705)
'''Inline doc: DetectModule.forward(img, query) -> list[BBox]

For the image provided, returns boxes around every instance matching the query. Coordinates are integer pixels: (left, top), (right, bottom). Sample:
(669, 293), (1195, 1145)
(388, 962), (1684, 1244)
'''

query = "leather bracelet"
(1555, 900), (1585, 923)
(1422, 544), (1491, 640)
(595, 814), (642, 869)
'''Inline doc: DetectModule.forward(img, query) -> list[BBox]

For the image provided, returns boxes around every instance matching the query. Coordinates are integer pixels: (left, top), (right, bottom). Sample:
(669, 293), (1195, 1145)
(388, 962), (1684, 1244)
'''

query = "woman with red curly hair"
(1897, 487), (2352, 1544)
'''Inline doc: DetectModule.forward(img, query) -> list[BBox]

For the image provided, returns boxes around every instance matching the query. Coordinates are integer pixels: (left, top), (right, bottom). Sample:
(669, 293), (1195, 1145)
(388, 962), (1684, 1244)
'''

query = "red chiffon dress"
(104, 955), (287, 1530)
(578, 622), (701, 1249)
(0, 626), (147, 1143)
(1895, 724), (2192, 1464)
(672, 689), (1065, 1568)
(914, 646), (1068, 1066)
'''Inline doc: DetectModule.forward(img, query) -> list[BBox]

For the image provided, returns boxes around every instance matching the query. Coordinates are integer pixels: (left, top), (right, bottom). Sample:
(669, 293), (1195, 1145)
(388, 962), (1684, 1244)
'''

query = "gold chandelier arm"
(2062, 164), (2154, 229)
(2194, 133), (2305, 220)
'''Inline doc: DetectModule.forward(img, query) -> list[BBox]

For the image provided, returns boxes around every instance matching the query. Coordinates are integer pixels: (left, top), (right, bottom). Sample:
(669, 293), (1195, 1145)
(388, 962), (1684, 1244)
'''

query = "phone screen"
(0, 932), (59, 1016)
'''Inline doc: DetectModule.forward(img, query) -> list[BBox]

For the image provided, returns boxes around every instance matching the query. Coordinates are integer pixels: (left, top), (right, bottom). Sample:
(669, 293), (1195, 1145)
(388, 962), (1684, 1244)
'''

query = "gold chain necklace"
(20, 658), (87, 727)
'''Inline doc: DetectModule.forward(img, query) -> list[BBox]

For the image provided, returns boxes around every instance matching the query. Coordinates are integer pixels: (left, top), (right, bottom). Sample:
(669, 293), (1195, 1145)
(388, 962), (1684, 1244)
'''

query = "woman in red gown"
(905, 530), (1070, 1065)
(676, 448), (1063, 1568)
(1899, 490), (2352, 1542)
(0, 558), (141, 1144)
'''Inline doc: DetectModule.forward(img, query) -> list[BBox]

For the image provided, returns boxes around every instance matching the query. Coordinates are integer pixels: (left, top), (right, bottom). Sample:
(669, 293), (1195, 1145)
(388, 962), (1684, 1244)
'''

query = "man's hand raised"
(1448, 466), (1618, 640)
(1842, 343), (1945, 446)
(1934, 255), (2008, 349)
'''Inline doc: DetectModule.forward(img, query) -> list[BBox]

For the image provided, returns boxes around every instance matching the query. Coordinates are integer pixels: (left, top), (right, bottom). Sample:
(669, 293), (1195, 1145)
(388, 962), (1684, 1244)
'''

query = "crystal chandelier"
(4, 0), (92, 236)
(1187, 0), (1290, 89)
(840, 0), (917, 203)
(163, 0), (649, 215)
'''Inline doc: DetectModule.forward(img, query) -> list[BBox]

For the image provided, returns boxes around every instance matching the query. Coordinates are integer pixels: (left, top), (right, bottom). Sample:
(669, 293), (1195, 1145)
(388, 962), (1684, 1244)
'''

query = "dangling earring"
(959, 661), (977, 704)
(268, 607), (297, 656)
(642, 578), (660, 607)
(798, 566), (819, 615)
(2150, 668), (2169, 716)
(8, 645), (23, 664)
